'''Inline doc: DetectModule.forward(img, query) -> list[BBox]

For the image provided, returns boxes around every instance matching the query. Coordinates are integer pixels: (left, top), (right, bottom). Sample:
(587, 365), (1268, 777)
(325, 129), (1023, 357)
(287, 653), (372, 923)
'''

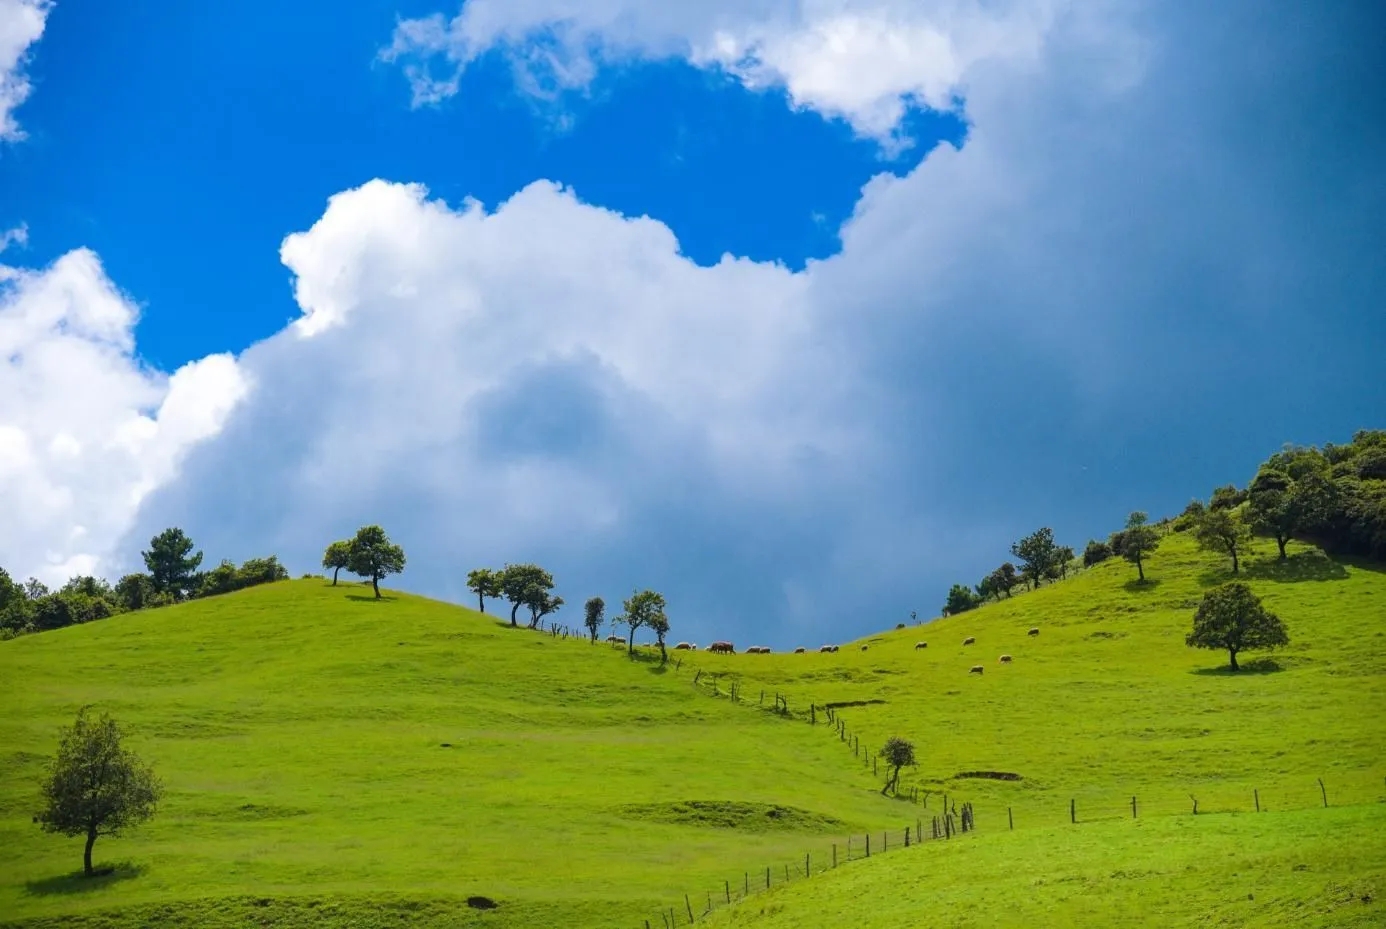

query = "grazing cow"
(1028, 628), (1040, 636)
(708, 641), (735, 654)
(969, 665), (984, 674)
(674, 642), (692, 650)
(831, 645), (840, 652)
(915, 642), (928, 650)
(999, 654), (1013, 663)
(819, 645), (834, 653)
(963, 636), (976, 646)
(794, 647), (806, 654)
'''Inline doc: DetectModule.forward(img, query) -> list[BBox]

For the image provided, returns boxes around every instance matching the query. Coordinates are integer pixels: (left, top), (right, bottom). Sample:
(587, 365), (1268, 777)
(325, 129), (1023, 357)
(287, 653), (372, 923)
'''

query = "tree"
(142, 528), (203, 599)
(974, 574), (998, 603)
(1083, 539), (1113, 567)
(942, 584), (979, 616)
(618, 589), (667, 659)
(1193, 508), (1251, 574)
(583, 596), (605, 642)
(346, 526), (406, 599)
(322, 541), (351, 586)
(992, 563), (1019, 598)
(466, 568), (502, 613)
(1052, 545), (1076, 581)
(1121, 512), (1161, 582)
(113, 574), (161, 611)
(1209, 484), (1247, 511)
(498, 564), (553, 627)
(878, 737), (917, 796)
(1186, 582), (1288, 671)
(1011, 527), (1060, 590)
(36, 708), (162, 876)
(526, 589), (564, 629)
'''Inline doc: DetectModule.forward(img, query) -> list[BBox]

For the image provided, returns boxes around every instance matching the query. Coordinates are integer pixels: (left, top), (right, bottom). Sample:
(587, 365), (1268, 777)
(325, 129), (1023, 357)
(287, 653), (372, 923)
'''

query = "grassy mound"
(0, 582), (904, 927)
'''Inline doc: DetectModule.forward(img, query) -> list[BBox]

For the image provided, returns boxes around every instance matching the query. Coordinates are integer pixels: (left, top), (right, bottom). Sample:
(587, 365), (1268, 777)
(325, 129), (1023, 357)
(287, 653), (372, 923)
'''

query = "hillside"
(0, 582), (906, 928)
(681, 531), (1386, 820)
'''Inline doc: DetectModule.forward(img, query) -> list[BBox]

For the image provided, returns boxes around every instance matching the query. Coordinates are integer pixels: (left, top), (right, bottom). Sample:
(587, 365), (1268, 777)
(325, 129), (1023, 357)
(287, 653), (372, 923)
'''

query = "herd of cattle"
(605, 626), (1041, 676)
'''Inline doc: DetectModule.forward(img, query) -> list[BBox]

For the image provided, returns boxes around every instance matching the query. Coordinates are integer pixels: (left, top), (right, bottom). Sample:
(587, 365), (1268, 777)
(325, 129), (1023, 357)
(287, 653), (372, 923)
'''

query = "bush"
(1083, 539), (1113, 566)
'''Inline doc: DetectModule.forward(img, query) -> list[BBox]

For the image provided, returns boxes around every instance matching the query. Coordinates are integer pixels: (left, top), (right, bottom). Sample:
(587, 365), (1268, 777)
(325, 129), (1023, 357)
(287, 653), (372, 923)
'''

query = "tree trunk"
(83, 828), (97, 876)
(1277, 535), (1287, 560)
(1136, 554), (1145, 582)
(1230, 546), (1240, 574)
(628, 627), (637, 657)
(331, 567), (340, 586)
(510, 602), (520, 627)
(1229, 649), (1239, 672)
(659, 639), (667, 664)
(372, 575), (380, 599)
(477, 593), (485, 613)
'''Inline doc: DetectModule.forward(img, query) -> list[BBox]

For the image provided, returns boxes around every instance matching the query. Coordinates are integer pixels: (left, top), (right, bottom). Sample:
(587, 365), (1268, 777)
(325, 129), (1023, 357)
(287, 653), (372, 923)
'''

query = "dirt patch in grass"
(620, 801), (847, 832)
(952, 771), (1023, 782)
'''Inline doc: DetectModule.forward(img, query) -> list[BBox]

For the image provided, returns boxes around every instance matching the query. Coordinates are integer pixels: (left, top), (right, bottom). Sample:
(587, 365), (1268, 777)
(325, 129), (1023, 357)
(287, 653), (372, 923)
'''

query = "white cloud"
(0, 0), (50, 143)
(0, 248), (247, 584)
(381, 0), (1065, 142)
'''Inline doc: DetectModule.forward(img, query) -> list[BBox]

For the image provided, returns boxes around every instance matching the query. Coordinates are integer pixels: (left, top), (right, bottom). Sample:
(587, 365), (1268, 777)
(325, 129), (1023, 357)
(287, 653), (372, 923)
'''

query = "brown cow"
(999, 654), (1013, 663)
(674, 642), (692, 650)
(915, 642), (928, 650)
(708, 641), (735, 654)
(969, 665), (984, 674)
(963, 636), (976, 646)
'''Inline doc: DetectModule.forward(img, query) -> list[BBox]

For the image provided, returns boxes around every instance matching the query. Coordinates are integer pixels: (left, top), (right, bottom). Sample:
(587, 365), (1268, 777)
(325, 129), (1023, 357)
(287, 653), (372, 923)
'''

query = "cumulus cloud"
(0, 249), (247, 584)
(0, 0), (49, 143)
(381, 0), (1064, 142)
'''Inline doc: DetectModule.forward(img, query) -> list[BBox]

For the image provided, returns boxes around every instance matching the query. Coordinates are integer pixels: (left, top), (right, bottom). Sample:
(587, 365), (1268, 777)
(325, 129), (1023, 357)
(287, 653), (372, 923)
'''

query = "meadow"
(0, 529), (1382, 927)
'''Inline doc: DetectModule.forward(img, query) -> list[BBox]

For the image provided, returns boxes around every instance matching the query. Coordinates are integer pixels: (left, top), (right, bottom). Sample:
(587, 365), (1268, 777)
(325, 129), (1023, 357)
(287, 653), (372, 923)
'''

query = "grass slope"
(0, 582), (907, 927)
(681, 532), (1386, 822)
(703, 804), (1386, 929)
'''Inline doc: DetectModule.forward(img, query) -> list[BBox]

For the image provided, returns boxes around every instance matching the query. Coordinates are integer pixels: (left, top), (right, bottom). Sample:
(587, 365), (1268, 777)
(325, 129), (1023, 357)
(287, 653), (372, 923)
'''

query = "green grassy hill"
(1, 528), (1382, 928)
(0, 582), (906, 928)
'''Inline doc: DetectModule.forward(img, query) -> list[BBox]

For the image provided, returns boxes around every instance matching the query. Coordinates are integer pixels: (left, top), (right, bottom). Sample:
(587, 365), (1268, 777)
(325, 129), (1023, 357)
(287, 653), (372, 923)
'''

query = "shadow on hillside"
(1122, 578), (1163, 593)
(345, 594), (398, 603)
(1242, 553), (1349, 583)
(25, 862), (145, 896)
(1190, 658), (1284, 676)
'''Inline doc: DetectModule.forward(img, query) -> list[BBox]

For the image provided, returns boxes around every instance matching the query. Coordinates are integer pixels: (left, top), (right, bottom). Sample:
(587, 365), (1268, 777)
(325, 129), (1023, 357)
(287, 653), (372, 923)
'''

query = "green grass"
(702, 804), (1386, 928)
(1, 529), (1382, 927)
(680, 532), (1386, 821)
(0, 582), (907, 928)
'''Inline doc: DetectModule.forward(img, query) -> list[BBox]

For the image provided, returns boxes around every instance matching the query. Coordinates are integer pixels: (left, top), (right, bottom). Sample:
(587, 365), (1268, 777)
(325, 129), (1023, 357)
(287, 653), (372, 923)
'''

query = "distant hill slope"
(0, 582), (906, 928)
(682, 531), (1386, 819)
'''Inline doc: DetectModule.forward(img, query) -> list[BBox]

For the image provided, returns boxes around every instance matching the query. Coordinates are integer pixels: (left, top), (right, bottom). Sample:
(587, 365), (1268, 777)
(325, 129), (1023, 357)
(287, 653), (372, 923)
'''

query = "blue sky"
(2, 0), (1384, 646)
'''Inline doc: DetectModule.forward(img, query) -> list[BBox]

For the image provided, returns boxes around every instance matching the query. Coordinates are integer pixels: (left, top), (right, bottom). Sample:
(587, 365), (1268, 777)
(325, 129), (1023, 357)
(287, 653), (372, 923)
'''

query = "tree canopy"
(497, 564), (555, 628)
(1192, 508), (1251, 574)
(466, 568), (503, 614)
(618, 589), (668, 659)
(142, 528), (203, 599)
(583, 596), (605, 642)
(1121, 511), (1161, 582)
(878, 737), (917, 796)
(1011, 527), (1061, 590)
(1186, 582), (1288, 671)
(37, 708), (162, 876)
(322, 541), (351, 586)
(346, 526), (406, 599)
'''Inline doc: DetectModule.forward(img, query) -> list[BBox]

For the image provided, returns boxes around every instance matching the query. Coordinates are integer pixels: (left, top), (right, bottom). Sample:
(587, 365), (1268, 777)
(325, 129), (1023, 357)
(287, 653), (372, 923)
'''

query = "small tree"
(142, 528), (203, 599)
(1121, 511), (1161, 582)
(1193, 508), (1251, 574)
(618, 589), (667, 658)
(1186, 582), (1288, 671)
(37, 708), (162, 876)
(1083, 539), (1113, 566)
(1052, 545), (1076, 580)
(878, 737), (917, 796)
(583, 597), (605, 642)
(942, 584), (979, 616)
(498, 564), (553, 627)
(466, 568), (502, 613)
(1011, 528), (1060, 590)
(993, 562), (1019, 598)
(322, 541), (351, 585)
(346, 526), (406, 599)
(525, 588), (564, 629)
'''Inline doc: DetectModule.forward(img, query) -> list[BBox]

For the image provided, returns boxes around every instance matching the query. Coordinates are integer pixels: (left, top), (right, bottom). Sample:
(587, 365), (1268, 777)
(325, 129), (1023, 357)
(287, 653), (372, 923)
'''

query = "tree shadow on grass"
(1242, 553), (1349, 582)
(25, 862), (145, 896)
(1190, 657), (1284, 676)
(1122, 578), (1163, 593)
(345, 594), (398, 602)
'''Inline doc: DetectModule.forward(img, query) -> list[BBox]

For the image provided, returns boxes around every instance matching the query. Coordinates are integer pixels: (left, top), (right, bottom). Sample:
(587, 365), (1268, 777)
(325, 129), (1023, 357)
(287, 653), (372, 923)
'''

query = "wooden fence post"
(866, 833), (871, 857)
(833, 843), (837, 868)
(725, 880), (730, 904)
(1070, 798), (1076, 824)
(745, 872), (749, 897)
(1132, 796), (1137, 818)
(1008, 807), (1013, 830)
(806, 852), (810, 876)
(1190, 794), (1199, 815)
(1254, 789), (1260, 812)
(766, 866), (770, 889)
(904, 826), (910, 848)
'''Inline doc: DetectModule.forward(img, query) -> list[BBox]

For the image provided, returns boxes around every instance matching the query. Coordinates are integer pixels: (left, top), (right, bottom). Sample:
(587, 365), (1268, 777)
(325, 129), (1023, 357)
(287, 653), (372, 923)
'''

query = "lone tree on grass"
(1186, 582), (1288, 672)
(1121, 511), (1161, 582)
(499, 564), (553, 627)
(321, 540), (350, 586)
(1193, 508), (1251, 574)
(618, 589), (668, 659)
(1011, 527), (1061, 590)
(347, 526), (406, 599)
(142, 528), (202, 600)
(37, 708), (161, 877)
(584, 596), (605, 642)
(878, 737), (917, 796)
(466, 568), (502, 613)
